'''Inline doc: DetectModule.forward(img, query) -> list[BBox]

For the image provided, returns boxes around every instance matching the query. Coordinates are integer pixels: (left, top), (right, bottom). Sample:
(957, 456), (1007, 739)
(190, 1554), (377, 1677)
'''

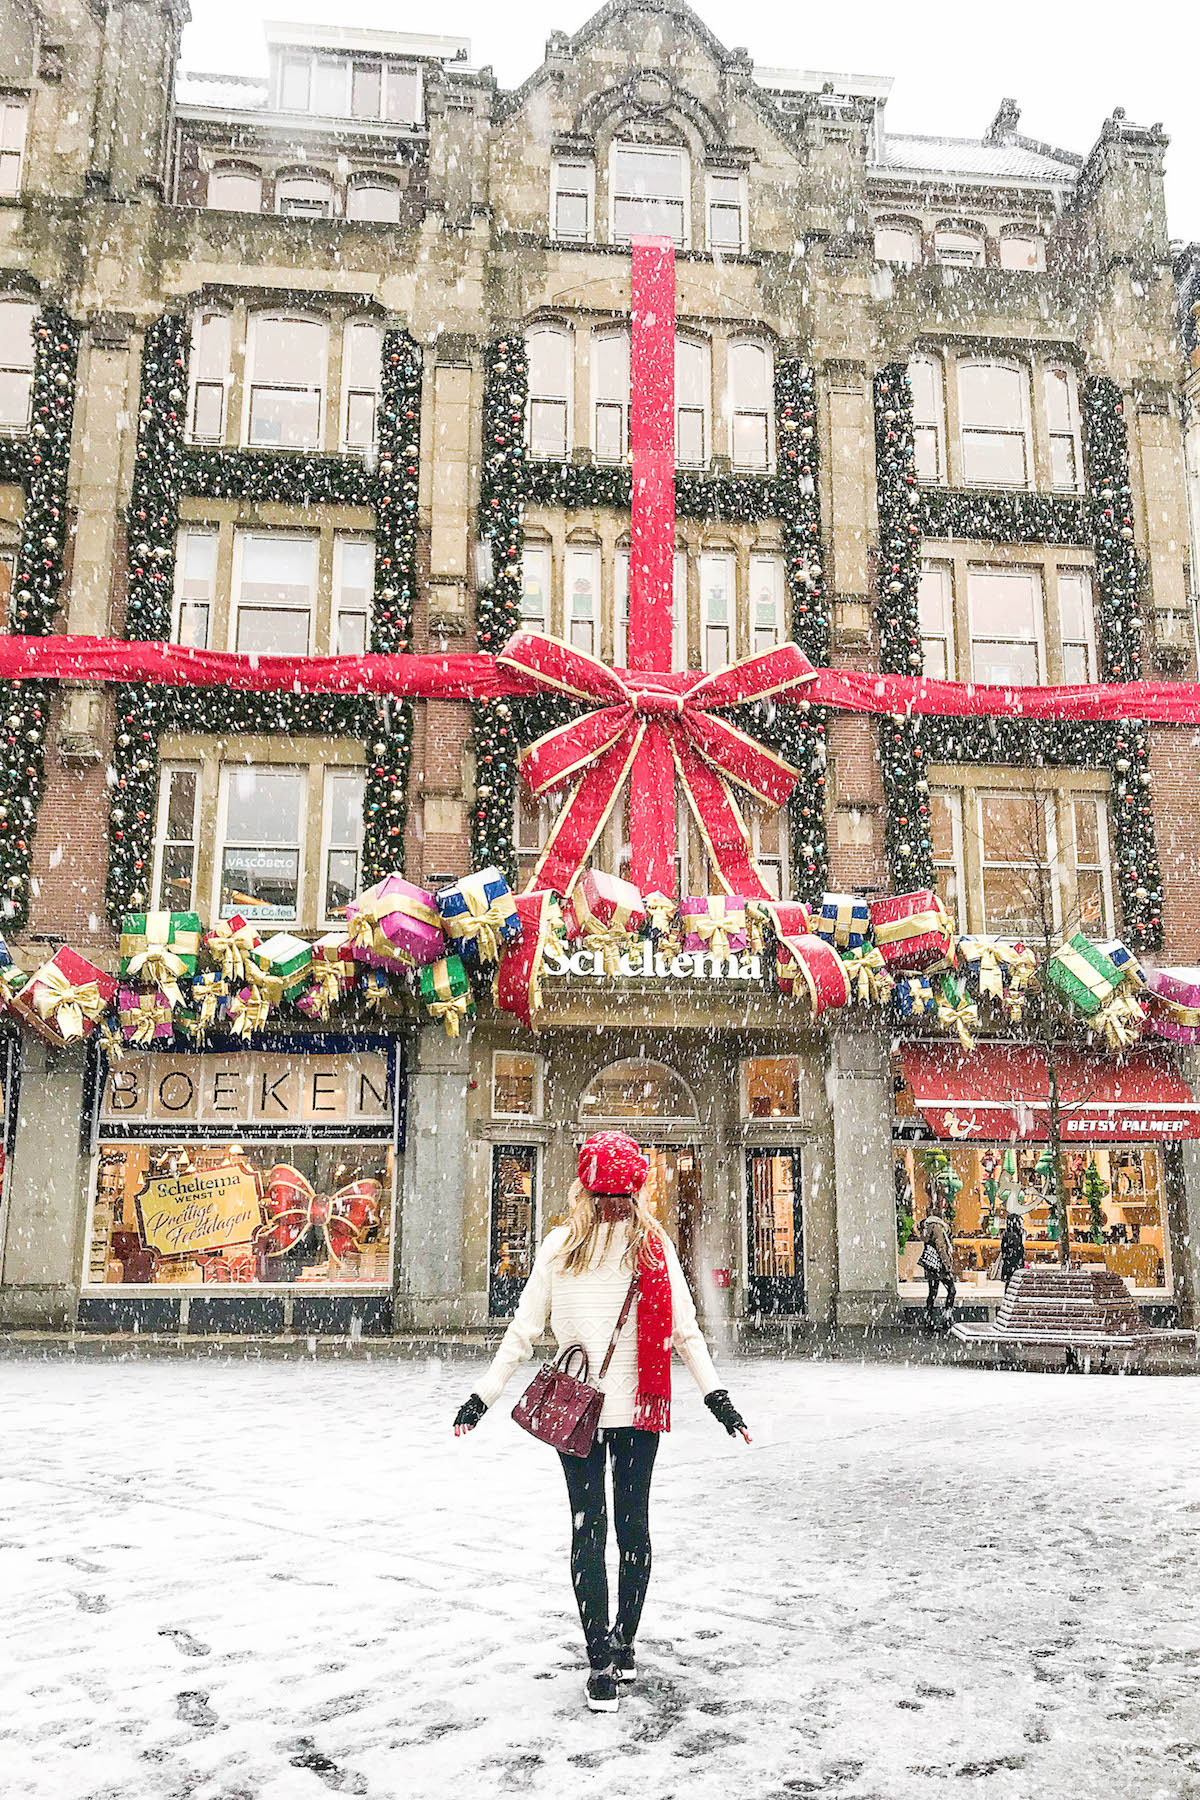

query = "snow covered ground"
(4, 1353), (1200, 1800)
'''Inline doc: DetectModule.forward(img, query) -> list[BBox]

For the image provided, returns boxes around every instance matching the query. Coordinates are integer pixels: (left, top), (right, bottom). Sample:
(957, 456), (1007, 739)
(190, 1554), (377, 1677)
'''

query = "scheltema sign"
(543, 942), (763, 982)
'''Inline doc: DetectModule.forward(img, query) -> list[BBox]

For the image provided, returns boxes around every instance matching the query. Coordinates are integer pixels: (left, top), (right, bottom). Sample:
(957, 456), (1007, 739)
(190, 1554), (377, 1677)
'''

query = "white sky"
(180, 0), (1200, 248)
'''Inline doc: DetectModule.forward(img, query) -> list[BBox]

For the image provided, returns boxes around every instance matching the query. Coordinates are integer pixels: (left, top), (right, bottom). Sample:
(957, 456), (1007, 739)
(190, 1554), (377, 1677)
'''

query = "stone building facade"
(1, 0), (1199, 1338)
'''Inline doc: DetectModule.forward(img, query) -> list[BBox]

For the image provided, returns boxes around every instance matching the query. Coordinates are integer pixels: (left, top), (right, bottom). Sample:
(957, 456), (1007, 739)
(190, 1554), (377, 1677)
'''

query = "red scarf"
(634, 1233), (673, 1433)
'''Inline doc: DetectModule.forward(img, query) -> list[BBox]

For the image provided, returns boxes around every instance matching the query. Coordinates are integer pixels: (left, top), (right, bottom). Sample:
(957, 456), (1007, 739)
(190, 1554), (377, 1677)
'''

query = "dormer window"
(274, 50), (422, 124)
(611, 145), (687, 247)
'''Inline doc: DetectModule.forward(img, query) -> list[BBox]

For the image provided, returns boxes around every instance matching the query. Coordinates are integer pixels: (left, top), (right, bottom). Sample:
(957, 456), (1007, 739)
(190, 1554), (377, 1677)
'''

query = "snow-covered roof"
(877, 133), (1080, 185)
(176, 70), (269, 110)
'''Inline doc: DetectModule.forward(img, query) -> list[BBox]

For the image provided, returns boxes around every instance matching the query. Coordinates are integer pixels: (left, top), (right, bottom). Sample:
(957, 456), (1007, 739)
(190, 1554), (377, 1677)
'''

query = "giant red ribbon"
(497, 631), (817, 897)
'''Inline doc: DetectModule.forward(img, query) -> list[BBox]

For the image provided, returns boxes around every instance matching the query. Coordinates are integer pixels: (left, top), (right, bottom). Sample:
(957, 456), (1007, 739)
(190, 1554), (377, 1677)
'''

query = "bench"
(950, 1265), (1193, 1372)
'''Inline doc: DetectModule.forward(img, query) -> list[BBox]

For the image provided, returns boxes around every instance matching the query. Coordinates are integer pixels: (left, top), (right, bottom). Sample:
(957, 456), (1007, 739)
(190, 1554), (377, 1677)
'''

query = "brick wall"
(407, 698), (472, 887)
(826, 713), (887, 893)
(1149, 725), (1200, 957)
(23, 692), (115, 956)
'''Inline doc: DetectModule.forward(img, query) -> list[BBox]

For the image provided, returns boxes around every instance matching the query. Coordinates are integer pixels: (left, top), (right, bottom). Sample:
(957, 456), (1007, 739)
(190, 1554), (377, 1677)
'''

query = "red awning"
(899, 1044), (1200, 1142)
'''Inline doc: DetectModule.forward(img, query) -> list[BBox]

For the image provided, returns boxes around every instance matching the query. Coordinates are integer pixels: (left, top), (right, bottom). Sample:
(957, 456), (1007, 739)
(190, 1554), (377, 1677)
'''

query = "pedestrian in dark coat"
(1000, 1212), (1025, 1288)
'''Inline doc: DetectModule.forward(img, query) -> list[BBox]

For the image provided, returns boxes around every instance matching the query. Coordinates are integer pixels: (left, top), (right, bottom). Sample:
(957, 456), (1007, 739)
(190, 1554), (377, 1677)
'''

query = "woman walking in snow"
(918, 1205), (956, 1330)
(453, 1129), (750, 1713)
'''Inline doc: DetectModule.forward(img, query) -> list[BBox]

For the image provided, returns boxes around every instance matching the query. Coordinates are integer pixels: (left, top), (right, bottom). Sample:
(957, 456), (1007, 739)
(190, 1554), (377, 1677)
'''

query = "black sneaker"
(586, 1667), (619, 1712)
(609, 1636), (636, 1681)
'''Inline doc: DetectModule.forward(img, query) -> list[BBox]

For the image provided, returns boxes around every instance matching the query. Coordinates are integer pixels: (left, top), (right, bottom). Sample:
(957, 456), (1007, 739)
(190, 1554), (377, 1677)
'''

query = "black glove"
(454, 1393), (487, 1431)
(704, 1389), (746, 1437)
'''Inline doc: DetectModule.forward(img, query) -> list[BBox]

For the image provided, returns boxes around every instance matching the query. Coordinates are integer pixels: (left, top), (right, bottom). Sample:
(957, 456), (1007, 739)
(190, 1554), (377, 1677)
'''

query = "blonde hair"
(558, 1177), (662, 1276)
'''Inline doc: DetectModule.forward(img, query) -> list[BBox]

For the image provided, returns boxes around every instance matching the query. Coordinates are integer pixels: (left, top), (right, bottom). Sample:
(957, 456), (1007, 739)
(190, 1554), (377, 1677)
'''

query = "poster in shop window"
(135, 1163), (261, 1259)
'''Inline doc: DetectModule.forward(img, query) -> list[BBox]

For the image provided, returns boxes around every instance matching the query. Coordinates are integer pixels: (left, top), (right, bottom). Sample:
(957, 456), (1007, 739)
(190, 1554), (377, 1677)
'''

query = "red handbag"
(512, 1272), (638, 1457)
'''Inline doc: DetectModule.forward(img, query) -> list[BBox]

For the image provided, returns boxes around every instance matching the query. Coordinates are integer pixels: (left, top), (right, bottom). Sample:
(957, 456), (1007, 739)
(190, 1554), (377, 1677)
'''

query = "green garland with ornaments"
(106, 315), (423, 921)
(872, 362), (1162, 950)
(0, 308), (80, 927)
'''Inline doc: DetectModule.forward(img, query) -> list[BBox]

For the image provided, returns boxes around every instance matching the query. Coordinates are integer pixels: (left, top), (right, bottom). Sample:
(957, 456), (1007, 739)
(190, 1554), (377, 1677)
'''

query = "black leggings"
(925, 1268), (956, 1316)
(558, 1428), (660, 1669)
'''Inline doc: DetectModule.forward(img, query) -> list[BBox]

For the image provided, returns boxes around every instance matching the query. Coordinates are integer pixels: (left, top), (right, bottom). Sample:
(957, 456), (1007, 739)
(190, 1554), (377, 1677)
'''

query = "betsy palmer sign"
(135, 1162), (260, 1258)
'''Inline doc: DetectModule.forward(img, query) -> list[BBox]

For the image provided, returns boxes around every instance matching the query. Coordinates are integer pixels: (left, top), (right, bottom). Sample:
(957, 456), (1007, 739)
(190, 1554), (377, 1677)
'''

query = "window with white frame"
(918, 561), (953, 677)
(730, 341), (772, 470)
(611, 144), (687, 246)
(934, 223), (985, 268)
(321, 767), (365, 922)
(551, 158), (593, 241)
(615, 547), (630, 664)
(526, 325), (572, 459)
(1072, 796), (1113, 936)
(749, 553), (785, 654)
(516, 786), (556, 890)
(519, 544), (550, 632)
(1044, 366), (1081, 492)
(187, 308), (232, 444)
(341, 318), (382, 454)
(700, 551), (735, 670)
(968, 565), (1042, 684)
(217, 764), (305, 921)
(592, 327), (630, 462)
(978, 789), (1058, 940)
(908, 354), (944, 484)
(276, 171), (334, 219)
(381, 64), (422, 124)
(614, 546), (685, 667)
(277, 51), (420, 123)
(744, 798), (790, 899)
(172, 527), (219, 648)
(346, 180), (401, 223)
(707, 171), (744, 251)
(492, 1050), (544, 1118)
(675, 335), (709, 467)
(958, 359), (1031, 488)
(1057, 568), (1096, 683)
(245, 313), (327, 449)
(206, 166), (262, 212)
(999, 231), (1046, 271)
(152, 764), (201, 911)
(0, 296), (35, 432)
(0, 98), (27, 197)
(564, 545), (599, 654)
(929, 788), (964, 931)
(874, 220), (921, 265)
(233, 531), (318, 654)
(333, 535), (373, 654)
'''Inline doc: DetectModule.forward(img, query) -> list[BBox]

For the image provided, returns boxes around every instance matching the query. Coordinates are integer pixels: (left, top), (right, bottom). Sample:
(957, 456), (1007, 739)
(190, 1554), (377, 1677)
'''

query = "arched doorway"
(578, 1058), (705, 1285)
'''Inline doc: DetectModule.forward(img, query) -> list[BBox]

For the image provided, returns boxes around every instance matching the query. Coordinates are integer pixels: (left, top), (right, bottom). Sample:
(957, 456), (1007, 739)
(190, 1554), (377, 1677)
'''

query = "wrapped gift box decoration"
(893, 975), (936, 1018)
(119, 911), (202, 1001)
(644, 891), (682, 956)
(419, 955), (475, 1037)
(1094, 939), (1148, 991)
(254, 933), (314, 1006)
(190, 969), (230, 1033)
(681, 895), (748, 958)
(226, 984), (272, 1040)
(358, 966), (393, 1011)
(565, 872), (647, 971)
(936, 973), (979, 1051)
(347, 875), (444, 971)
(815, 893), (870, 952)
(1045, 934), (1120, 1017)
(203, 914), (263, 985)
(11, 947), (118, 1046)
(495, 890), (561, 1029)
(118, 985), (175, 1045)
(775, 934), (851, 1016)
(840, 944), (893, 1005)
(436, 867), (520, 964)
(1146, 966), (1200, 1044)
(869, 891), (954, 973)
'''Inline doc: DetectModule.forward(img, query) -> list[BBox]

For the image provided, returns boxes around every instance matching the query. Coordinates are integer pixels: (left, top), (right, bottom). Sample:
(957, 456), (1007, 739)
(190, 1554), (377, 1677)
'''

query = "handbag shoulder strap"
(597, 1268), (640, 1382)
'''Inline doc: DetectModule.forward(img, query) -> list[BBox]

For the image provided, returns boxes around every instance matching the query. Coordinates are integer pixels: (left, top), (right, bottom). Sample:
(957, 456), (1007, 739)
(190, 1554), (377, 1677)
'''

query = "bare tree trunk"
(1045, 1055), (1070, 1267)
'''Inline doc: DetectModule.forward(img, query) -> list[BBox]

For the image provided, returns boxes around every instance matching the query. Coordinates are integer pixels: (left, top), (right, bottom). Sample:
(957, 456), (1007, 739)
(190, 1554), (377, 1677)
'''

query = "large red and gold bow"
(498, 631), (817, 898)
(254, 1165), (384, 1267)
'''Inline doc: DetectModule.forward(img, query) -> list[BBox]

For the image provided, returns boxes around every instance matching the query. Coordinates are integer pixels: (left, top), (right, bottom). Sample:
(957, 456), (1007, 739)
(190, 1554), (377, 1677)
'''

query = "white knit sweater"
(475, 1224), (721, 1428)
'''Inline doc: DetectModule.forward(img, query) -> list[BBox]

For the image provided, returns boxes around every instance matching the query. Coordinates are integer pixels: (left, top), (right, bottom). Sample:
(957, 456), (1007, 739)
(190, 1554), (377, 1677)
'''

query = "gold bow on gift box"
(1091, 990), (1149, 1052)
(428, 993), (471, 1037)
(957, 934), (1008, 1001)
(685, 912), (739, 960)
(97, 1022), (126, 1063)
(122, 992), (172, 1046)
(32, 965), (104, 1043)
(1000, 947), (1038, 1023)
(576, 919), (638, 975)
(644, 891), (682, 956)
(205, 919), (264, 988)
(299, 962), (344, 1021)
(226, 986), (271, 1040)
(936, 977), (979, 1052)
(841, 945), (893, 1005)
(124, 938), (188, 1010)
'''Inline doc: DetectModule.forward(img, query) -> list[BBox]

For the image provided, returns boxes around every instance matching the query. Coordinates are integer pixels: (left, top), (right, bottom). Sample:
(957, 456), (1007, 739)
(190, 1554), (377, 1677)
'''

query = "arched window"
(526, 324), (573, 459)
(675, 335), (710, 467)
(874, 219), (921, 266)
(579, 1059), (698, 1121)
(275, 171), (334, 219)
(346, 180), (401, 223)
(907, 353), (944, 484)
(186, 307), (232, 444)
(730, 340), (773, 470)
(999, 229), (1046, 272)
(592, 326), (629, 462)
(957, 358), (1031, 487)
(245, 312), (328, 449)
(934, 222), (985, 268)
(206, 164), (262, 213)
(0, 296), (36, 432)
(341, 318), (382, 454)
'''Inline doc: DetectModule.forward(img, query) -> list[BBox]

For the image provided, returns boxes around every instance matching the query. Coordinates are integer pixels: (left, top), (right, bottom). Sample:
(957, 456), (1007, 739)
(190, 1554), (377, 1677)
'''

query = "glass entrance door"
(746, 1148), (804, 1314)
(643, 1145), (703, 1285)
(489, 1144), (538, 1317)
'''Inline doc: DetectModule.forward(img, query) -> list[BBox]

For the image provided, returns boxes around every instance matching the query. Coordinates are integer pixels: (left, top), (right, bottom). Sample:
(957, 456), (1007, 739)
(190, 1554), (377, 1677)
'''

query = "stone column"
(1173, 1047), (1200, 1325)
(828, 1017), (898, 1328)
(399, 1028), (471, 1328)
(0, 1039), (91, 1328)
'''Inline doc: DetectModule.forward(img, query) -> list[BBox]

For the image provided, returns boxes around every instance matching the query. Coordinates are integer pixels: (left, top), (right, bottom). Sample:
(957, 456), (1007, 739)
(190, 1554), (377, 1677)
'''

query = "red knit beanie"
(577, 1130), (649, 1196)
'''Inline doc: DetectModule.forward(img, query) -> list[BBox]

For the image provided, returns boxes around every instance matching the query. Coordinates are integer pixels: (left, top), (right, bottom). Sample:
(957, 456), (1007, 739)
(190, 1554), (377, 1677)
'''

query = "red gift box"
(11, 946), (119, 1046)
(868, 890), (954, 973)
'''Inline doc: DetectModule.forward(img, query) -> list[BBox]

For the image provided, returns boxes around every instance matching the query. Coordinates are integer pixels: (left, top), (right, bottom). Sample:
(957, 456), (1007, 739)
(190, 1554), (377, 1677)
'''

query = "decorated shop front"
(894, 1044), (1200, 1304)
(80, 1034), (403, 1331)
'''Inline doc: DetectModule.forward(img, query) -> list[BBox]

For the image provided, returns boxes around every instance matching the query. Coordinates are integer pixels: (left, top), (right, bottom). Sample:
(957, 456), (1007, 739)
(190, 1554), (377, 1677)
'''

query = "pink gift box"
(869, 890), (954, 972)
(1146, 966), (1200, 1044)
(565, 870), (647, 940)
(681, 895), (747, 955)
(346, 875), (444, 971)
(117, 985), (175, 1043)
